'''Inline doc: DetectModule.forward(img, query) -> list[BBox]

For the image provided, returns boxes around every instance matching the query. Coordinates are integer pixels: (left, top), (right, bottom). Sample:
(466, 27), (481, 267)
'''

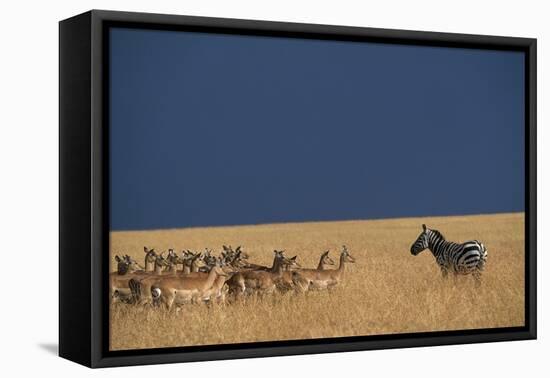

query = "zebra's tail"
(476, 241), (488, 271)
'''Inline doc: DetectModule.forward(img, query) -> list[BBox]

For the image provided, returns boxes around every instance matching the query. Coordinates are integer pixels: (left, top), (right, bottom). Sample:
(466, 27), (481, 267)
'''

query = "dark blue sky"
(109, 27), (525, 231)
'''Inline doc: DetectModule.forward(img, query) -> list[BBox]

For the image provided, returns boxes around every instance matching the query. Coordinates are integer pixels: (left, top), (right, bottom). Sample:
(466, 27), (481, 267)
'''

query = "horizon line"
(110, 210), (525, 233)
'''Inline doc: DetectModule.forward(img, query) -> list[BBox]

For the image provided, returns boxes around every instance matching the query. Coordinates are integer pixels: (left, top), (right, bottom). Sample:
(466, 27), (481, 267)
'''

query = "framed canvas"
(59, 10), (537, 368)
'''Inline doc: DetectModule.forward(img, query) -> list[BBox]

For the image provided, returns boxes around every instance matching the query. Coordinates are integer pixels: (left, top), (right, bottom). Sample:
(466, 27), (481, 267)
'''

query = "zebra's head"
(410, 224), (430, 255)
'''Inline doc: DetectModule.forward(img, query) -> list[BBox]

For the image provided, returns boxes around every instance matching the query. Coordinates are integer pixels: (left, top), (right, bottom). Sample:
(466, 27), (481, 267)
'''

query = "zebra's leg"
(472, 270), (482, 287)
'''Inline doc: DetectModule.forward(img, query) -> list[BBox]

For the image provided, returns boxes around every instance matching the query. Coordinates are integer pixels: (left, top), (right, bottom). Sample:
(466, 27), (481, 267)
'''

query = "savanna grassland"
(109, 212), (524, 351)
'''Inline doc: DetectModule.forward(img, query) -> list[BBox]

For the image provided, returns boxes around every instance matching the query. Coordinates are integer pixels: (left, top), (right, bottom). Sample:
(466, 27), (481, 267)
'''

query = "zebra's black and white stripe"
(410, 224), (488, 283)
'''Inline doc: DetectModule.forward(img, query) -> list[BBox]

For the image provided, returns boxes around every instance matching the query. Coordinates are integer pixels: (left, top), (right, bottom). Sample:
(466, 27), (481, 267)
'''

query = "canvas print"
(108, 28), (525, 351)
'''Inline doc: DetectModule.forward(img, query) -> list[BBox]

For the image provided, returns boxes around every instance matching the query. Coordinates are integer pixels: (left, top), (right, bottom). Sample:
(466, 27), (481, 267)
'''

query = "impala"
(226, 250), (295, 296)
(316, 250), (336, 270)
(181, 250), (208, 274)
(149, 260), (231, 309)
(166, 249), (185, 274)
(292, 246), (356, 292)
(273, 255), (302, 292)
(196, 259), (237, 304)
(227, 250), (251, 270)
(110, 254), (170, 303)
(143, 246), (157, 272)
(130, 251), (209, 305)
(222, 245), (249, 262)
(275, 251), (333, 292)
(110, 255), (142, 303)
(174, 253), (239, 303)
(181, 252), (206, 275)
(201, 248), (217, 271)
(110, 255), (148, 303)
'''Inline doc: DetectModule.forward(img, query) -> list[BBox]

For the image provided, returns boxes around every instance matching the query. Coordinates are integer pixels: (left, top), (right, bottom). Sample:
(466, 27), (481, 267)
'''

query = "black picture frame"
(59, 9), (537, 368)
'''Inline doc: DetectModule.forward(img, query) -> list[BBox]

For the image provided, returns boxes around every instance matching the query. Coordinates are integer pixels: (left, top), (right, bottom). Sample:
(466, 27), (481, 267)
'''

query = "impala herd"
(111, 245), (356, 310)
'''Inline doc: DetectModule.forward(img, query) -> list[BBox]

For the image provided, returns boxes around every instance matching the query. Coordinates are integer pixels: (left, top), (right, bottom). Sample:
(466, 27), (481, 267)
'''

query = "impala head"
(203, 249), (217, 266)
(228, 250), (248, 269)
(125, 255), (144, 270)
(221, 245), (241, 263)
(321, 250), (335, 266)
(410, 224), (431, 256)
(341, 245), (356, 263)
(192, 252), (208, 269)
(218, 256), (237, 274)
(221, 245), (233, 260)
(143, 247), (157, 264)
(285, 255), (301, 270)
(167, 249), (185, 265)
(115, 255), (142, 274)
(182, 250), (195, 265)
(235, 246), (249, 259)
(167, 248), (175, 259)
(114, 255), (126, 273)
(155, 253), (170, 269)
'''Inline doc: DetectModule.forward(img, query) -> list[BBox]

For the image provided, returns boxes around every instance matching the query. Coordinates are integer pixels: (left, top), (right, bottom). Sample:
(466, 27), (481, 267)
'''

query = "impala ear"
(422, 224), (427, 231)
(290, 256), (297, 261)
(144, 247), (148, 253)
(115, 255), (121, 262)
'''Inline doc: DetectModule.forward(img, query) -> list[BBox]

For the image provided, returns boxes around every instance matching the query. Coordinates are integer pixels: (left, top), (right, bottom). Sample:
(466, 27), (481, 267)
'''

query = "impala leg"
(110, 290), (118, 305)
(162, 291), (176, 311)
(111, 288), (131, 304)
(238, 278), (246, 295)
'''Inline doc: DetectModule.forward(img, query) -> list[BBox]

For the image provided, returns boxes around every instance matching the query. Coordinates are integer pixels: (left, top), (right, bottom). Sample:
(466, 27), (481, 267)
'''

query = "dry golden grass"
(109, 212), (524, 351)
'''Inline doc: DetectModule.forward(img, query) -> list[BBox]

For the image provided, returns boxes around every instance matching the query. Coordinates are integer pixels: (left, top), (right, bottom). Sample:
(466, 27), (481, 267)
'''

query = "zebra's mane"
(429, 228), (446, 241)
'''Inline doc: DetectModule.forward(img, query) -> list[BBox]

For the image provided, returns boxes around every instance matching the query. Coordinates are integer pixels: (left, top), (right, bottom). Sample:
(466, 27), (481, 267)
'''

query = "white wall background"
(0, 0), (546, 375)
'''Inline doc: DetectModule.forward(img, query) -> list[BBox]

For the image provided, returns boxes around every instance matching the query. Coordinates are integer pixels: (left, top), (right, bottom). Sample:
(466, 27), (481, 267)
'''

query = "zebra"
(410, 224), (488, 284)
